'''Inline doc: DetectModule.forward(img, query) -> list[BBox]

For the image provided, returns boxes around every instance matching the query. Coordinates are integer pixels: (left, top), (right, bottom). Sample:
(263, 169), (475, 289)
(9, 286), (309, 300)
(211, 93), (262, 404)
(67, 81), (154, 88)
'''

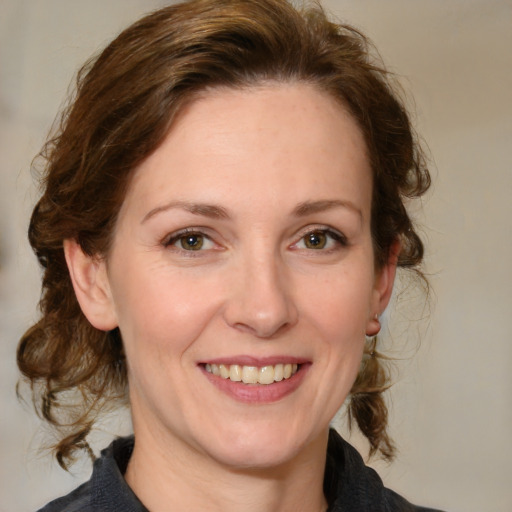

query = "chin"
(209, 441), (300, 470)
(196, 420), (321, 470)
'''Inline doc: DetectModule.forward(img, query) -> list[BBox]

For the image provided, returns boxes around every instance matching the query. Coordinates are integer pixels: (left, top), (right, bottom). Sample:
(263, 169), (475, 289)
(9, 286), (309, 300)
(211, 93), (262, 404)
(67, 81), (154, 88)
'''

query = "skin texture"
(65, 83), (396, 512)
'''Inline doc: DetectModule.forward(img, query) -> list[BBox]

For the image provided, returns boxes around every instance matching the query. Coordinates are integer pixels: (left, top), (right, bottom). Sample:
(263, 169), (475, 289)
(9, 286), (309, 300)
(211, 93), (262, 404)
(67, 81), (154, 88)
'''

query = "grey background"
(1, 1), (511, 511)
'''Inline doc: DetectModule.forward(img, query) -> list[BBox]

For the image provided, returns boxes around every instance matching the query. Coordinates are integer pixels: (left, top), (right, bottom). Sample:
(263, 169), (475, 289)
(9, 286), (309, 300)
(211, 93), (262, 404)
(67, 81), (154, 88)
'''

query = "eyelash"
(163, 228), (215, 253)
(163, 226), (347, 254)
(292, 227), (348, 252)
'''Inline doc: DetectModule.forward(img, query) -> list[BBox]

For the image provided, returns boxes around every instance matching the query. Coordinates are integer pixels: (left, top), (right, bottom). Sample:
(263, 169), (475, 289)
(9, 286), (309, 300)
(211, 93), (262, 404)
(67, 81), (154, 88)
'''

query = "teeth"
(273, 364), (284, 382)
(219, 364), (230, 379)
(242, 366), (258, 384)
(229, 364), (242, 382)
(258, 366), (274, 385)
(205, 363), (300, 385)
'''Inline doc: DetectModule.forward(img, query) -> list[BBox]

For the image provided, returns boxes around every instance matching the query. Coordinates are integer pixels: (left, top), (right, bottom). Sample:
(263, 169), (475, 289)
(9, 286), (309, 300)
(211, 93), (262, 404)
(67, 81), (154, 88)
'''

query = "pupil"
(306, 232), (326, 249)
(183, 234), (203, 250)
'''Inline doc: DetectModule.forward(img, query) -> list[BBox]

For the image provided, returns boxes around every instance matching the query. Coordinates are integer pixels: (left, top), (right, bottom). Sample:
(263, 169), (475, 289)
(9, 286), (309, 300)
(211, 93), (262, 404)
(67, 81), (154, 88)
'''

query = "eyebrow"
(293, 199), (363, 220)
(141, 201), (230, 223)
(142, 198), (362, 224)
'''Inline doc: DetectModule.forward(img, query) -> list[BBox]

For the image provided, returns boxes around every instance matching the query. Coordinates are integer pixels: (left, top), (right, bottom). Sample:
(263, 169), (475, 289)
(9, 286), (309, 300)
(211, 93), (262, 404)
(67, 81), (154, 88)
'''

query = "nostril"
(231, 319), (293, 339)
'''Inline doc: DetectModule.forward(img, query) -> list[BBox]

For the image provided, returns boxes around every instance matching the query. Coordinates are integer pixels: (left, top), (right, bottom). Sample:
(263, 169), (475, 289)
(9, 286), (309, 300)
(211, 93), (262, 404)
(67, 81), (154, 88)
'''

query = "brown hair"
(17, 0), (430, 468)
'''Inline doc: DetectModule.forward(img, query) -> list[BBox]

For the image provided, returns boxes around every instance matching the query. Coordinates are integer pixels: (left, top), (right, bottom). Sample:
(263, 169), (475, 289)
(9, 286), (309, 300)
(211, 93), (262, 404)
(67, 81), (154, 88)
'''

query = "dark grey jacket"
(38, 430), (445, 512)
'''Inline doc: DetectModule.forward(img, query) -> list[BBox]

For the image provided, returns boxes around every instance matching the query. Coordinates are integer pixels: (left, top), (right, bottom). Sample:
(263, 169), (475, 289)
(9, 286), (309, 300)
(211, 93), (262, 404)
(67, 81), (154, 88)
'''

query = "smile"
(204, 363), (299, 385)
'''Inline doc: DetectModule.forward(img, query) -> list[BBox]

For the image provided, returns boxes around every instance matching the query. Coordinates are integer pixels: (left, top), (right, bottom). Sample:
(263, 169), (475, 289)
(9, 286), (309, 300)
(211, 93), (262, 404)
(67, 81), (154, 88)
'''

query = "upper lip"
(200, 355), (309, 366)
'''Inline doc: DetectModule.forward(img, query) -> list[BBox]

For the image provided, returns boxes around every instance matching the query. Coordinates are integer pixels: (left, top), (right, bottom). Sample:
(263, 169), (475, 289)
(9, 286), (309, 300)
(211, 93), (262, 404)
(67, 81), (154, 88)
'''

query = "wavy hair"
(18, 0), (430, 468)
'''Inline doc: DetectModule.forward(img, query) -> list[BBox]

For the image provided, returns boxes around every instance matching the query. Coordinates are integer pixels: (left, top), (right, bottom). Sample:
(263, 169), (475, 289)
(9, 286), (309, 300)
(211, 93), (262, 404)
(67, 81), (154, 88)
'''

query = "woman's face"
(96, 83), (395, 468)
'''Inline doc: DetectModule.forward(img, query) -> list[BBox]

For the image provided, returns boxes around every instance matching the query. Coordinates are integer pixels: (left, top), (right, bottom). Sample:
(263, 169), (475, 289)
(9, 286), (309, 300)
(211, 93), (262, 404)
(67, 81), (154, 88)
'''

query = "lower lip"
(200, 364), (310, 404)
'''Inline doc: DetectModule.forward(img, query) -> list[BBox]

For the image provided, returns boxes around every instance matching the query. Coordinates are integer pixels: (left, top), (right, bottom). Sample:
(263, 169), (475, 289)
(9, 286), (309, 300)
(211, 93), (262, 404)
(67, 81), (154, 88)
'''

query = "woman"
(17, 0), (440, 510)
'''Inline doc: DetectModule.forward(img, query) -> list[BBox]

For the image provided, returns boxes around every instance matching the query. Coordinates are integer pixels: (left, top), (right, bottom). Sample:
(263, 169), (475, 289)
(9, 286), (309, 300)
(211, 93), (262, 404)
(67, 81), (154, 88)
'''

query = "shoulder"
(36, 480), (92, 512)
(326, 429), (446, 512)
(35, 436), (147, 512)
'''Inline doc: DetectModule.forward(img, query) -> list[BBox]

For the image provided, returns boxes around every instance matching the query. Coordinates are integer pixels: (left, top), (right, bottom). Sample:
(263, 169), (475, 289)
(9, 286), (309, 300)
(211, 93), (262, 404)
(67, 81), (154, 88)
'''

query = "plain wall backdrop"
(1, 1), (511, 511)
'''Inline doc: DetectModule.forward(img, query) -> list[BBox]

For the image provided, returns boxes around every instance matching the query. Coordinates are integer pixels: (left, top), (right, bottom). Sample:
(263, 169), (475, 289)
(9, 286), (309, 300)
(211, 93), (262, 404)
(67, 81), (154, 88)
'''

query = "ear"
(64, 239), (118, 331)
(366, 239), (400, 336)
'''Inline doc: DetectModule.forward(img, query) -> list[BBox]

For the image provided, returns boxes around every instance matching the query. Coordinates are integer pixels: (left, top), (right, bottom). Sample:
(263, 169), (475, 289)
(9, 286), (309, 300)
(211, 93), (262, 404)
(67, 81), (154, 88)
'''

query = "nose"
(223, 252), (298, 339)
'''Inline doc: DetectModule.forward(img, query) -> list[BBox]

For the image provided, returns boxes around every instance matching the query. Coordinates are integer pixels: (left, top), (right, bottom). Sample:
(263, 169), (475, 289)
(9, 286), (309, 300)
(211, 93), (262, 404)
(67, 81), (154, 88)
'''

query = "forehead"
(169, 82), (366, 159)
(121, 83), (372, 220)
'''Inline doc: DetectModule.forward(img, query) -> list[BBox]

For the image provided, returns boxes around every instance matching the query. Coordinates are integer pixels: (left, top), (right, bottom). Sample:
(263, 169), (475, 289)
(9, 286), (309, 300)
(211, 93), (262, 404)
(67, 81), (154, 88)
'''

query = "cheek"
(298, 267), (375, 338)
(111, 266), (223, 364)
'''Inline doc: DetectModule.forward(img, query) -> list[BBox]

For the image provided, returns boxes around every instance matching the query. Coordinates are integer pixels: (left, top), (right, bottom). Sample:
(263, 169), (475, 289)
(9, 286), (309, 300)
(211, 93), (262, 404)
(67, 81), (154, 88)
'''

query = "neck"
(125, 426), (329, 512)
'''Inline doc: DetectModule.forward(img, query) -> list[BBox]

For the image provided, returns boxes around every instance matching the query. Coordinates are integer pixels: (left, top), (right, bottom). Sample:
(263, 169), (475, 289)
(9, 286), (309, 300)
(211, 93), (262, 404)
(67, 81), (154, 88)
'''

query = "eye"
(304, 231), (328, 249)
(294, 228), (347, 251)
(165, 230), (215, 251)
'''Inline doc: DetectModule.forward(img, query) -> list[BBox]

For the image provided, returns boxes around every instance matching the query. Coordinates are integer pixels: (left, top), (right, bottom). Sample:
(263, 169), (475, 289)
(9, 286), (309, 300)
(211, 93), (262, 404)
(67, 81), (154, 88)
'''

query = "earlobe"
(366, 240), (400, 336)
(64, 239), (118, 331)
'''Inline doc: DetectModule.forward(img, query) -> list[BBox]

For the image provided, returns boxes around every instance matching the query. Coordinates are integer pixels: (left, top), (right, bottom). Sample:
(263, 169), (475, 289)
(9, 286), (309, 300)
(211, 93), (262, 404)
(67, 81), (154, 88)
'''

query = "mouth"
(204, 363), (300, 385)
(199, 357), (310, 403)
